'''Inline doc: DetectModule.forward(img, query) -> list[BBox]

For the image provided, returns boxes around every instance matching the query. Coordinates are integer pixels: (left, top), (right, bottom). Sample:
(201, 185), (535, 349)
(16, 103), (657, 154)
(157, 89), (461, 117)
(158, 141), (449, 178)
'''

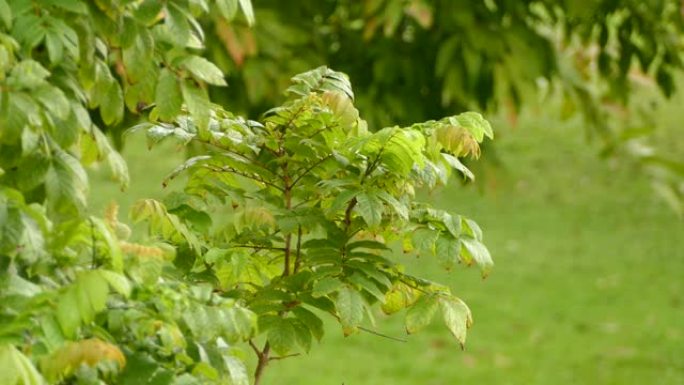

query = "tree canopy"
(205, 0), (684, 214)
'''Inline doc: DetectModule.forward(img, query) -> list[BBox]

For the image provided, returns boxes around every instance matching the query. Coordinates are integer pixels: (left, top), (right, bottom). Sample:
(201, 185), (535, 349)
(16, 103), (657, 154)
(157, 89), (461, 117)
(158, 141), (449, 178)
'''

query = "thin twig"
(230, 245), (286, 251)
(293, 226), (303, 273)
(358, 326), (407, 343)
(195, 138), (273, 173)
(248, 340), (261, 356)
(343, 197), (357, 232)
(290, 154), (333, 188)
(203, 164), (284, 191)
(269, 353), (301, 361)
(360, 131), (399, 184)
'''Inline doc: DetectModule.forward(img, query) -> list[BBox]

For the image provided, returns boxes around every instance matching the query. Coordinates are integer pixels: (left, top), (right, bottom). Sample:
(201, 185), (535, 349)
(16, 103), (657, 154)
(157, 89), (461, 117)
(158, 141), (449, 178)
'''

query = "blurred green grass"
(89, 92), (684, 385)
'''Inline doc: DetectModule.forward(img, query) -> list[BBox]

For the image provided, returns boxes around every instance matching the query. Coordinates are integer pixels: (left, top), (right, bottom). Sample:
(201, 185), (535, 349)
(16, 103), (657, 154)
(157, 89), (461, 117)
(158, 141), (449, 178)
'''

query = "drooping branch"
(203, 164), (285, 191)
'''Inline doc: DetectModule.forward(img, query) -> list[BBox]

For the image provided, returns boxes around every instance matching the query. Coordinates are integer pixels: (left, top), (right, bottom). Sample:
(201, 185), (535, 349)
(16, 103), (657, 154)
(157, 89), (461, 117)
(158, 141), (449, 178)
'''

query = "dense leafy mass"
(0, 0), (493, 383)
(200, 0), (684, 216)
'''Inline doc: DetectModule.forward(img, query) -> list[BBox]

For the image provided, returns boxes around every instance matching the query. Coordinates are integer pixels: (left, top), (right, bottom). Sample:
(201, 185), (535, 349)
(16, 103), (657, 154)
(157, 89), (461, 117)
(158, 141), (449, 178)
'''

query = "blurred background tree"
(199, 0), (684, 215)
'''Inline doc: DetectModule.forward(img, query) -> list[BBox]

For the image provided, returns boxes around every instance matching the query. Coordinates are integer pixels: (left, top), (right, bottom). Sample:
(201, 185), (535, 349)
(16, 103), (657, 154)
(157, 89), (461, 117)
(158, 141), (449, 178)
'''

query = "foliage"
(133, 66), (493, 384)
(0, 0), (262, 384)
(0, 0), (493, 383)
(197, 0), (684, 216)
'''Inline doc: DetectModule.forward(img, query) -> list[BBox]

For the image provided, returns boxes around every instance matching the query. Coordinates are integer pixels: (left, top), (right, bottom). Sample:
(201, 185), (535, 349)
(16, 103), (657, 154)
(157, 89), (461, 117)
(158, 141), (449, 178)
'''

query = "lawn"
(89, 92), (684, 385)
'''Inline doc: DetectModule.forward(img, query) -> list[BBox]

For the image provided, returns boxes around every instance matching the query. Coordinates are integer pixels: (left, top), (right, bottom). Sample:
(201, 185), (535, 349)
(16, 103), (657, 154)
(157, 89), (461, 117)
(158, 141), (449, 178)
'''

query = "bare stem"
(343, 197), (357, 233)
(293, 226), (303, 273)
(253, 342), (271, 385)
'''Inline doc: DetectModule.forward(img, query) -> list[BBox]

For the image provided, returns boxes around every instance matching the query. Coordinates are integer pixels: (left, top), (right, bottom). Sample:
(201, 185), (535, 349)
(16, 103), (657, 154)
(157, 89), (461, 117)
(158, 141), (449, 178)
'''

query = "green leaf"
(130, 199), (201, 252)
(0, 345), (45, 385)
(56, 289), (80, 338)
(0, 345), (19, 385)
(376, 191), (408, 220)
(292, 307), (324, 341)
(45, 149), (88, 217)
(181, 56), (227, 86)
(45, 31), (63, 64)
(77, 271), (109, 323)
(460, 237), (493, 277)
(238, 0), (255, 25)
(9, 60), (50, 89)
(355, 192), (384, 228)
(99, 270), (132, 297)
(217, 0), (239, 20)
(455, 111), (493, 140)
(18, 213), (46, 263)
(411, 227), (439, 256)
(134, 0), (164, 25)
(439, 296), (472, 348)
(292, 319), (313, 352)
(435, 235), (460, 270)
(181, 79), (211, 130)
(442, 153), (475, 180)
(462, 218), (483, 241)
(40, 316), (64, 351)
(336, 285), (364, 335)
(165, 4), (190, 46)
(101, 81), (124, 125)
(267, 318), (296, 356)
(155, 69), (183, 121)
(405, 294), (439, 334)
(0, 0), (11, 29)
(91, 126), (130, 189)
(34, 86), (70, 120)
(312, 276), (343, 297)
(346, 240), (389, 251)
(348, 273), (385, 302)
(223, 356), (249, 385)
(90, 216), (124, 271)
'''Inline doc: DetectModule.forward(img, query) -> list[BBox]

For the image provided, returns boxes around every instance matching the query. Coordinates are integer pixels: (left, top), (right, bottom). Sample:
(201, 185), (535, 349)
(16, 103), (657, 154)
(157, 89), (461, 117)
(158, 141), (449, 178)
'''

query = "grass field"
(90, 94), (684, 385)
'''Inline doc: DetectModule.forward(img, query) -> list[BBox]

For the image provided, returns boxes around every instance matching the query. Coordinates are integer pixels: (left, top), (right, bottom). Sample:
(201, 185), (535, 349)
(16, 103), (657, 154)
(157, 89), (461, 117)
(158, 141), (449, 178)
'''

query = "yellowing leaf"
(405, 293), (438, 334)
(41, 339), (125, 382)
(439, 296), (472, 348)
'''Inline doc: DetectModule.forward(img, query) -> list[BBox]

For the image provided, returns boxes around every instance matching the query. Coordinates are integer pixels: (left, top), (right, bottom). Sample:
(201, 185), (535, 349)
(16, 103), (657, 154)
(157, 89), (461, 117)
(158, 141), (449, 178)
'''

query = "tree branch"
(203, 164), (284, 191)
(290, 154), (333, 188)
(230, 244), (286, 251)
(253, 342), (271, 385)
(360, 131), (399, 184)
(358, 326), (407, 342)
(343, 197), (357, 232)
